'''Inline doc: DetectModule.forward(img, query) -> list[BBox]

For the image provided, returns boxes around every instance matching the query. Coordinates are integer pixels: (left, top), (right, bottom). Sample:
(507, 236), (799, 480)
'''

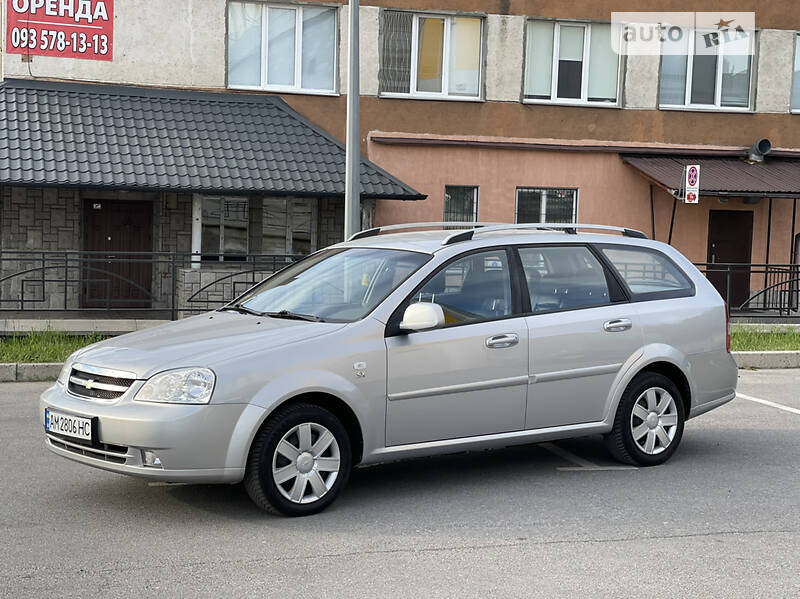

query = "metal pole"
(649, 184), (655, 240)
(790, 198), (797, 263)
(667, 197), (677, 245)
(344, 0), (361, 240)
(765, 197), (772, 265)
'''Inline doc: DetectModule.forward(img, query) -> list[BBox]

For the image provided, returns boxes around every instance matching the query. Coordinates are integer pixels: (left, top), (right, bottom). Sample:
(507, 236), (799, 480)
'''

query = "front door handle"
(486, 333), (519, 349)
(604, 318), (632, 333)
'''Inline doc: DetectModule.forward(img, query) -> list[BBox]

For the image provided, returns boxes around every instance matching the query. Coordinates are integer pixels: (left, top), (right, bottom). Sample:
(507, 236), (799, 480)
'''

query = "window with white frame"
(524, 21), (620, 104)
(659, 27), (754, 109)
(380, 11), (483, 99)
(793, 34), (800, 112)
(516, 188), (577, 223)
(444, 186), (479, 222)
(228, 2), (337, 93)
(202, 197), (249, 260)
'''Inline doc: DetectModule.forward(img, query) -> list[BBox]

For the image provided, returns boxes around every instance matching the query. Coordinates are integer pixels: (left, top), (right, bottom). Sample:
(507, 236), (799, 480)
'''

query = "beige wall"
(369, 139), (799, 266)
(2, 0), (227, 88)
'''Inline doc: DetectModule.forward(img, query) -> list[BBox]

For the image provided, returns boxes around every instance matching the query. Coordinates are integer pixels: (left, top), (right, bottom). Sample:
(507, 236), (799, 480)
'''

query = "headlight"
(134, 368), (215, 405)
(57, 355), (76, 387)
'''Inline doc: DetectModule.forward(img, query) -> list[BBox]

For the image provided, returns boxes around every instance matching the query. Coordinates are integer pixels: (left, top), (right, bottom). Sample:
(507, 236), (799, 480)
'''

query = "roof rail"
(441, 223), (648, 245)
(348, 222), (500, 241)
(346, 221), (648, 244)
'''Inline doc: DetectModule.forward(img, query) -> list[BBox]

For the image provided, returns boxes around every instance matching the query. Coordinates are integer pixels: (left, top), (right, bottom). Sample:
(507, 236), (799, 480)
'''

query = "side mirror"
(399, 302), (445, 332)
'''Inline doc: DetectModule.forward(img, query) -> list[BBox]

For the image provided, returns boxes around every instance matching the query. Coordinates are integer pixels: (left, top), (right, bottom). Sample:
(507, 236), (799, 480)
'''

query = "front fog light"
(134, 368), (215, 404)
(142, 450), (163, 468)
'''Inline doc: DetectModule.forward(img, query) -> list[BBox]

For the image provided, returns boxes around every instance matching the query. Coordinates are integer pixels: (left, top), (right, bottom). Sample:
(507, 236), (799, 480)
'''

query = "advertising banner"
(5, 0), (114, 61)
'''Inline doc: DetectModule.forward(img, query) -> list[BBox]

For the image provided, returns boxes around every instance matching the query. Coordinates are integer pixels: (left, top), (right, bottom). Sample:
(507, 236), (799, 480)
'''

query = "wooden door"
(706, 210), (753, 308)
(82, 199), (154, 308)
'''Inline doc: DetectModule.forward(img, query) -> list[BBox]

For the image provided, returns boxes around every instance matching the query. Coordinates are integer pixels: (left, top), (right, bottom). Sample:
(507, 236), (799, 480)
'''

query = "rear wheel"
(244, 404), (352, 516)
(605, 372), (685, 466)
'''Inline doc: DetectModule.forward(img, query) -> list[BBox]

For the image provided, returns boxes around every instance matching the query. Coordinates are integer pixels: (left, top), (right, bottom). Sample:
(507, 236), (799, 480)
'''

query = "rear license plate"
(45, 408), (93, 442)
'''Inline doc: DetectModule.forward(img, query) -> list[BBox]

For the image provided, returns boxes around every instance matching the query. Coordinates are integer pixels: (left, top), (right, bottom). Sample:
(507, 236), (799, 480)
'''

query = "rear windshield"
(599, 245), (694, 300)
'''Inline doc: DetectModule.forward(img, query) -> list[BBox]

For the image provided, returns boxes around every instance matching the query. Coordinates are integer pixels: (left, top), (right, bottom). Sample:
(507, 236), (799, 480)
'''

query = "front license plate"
(45, 408), (93, 442)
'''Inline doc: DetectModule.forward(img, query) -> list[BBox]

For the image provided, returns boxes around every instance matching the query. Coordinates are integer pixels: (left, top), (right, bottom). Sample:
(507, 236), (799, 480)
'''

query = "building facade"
(2, 0), (800, 312)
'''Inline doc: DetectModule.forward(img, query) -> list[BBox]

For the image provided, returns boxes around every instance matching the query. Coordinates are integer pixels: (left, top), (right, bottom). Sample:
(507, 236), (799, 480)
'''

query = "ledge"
(732, 351), (800, 369)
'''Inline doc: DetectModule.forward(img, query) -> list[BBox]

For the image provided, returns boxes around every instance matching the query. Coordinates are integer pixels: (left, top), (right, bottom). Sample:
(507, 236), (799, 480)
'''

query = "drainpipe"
(191, 194), (202, 269)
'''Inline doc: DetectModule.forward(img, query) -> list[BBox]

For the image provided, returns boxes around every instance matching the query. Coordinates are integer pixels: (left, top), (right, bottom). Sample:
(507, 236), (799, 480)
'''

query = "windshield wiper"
(221, 304), (264, 316)
(264, 310), (324, 322)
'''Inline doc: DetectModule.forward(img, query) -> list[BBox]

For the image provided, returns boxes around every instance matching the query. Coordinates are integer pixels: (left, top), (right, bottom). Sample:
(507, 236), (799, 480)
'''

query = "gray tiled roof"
(0, 78), (425, 200)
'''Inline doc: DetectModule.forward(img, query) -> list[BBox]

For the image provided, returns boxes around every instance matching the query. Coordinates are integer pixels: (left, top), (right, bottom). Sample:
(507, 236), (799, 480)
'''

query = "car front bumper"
(40, 384), (266, 484)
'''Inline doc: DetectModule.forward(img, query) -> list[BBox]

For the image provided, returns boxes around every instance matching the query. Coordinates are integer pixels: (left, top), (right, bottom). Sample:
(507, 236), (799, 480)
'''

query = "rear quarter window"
(599, 245), (695, 300)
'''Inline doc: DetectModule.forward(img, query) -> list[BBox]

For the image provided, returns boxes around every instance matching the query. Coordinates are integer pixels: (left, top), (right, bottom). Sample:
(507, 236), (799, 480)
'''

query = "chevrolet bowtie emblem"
(84, 379), (95, 390)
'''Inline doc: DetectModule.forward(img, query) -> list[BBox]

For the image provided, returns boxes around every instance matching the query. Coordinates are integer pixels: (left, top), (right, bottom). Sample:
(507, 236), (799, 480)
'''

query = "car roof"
(334, 229), (656, 254)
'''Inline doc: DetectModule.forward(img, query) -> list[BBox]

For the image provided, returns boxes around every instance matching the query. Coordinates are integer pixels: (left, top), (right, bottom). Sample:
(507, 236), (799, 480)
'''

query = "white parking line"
(737, 393), (800, 416)
(539, 442), (637, 472)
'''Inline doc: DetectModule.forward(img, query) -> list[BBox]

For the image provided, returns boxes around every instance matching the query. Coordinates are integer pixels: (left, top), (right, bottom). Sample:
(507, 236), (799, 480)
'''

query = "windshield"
(234, 248), (430, 322)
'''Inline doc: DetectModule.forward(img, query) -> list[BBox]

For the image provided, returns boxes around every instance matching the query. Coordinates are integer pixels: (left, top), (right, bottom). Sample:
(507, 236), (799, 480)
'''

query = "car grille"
(68, 364), (137, 402)
(47, 432), (129, 464)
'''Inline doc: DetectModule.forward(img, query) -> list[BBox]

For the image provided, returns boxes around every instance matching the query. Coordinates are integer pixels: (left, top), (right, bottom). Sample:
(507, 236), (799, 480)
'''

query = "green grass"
(0, 332), (108, 363)
(731, 329), (800, 352)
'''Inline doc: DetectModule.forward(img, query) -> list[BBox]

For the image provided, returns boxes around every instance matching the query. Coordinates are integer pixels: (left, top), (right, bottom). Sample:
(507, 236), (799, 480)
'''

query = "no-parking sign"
(684, 164), (700, 204)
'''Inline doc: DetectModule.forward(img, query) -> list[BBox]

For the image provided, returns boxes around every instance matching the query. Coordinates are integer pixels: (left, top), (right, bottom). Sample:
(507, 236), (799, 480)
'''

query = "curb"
(732, 351), (800, 369)
(0, 319), (169, 337)
(0, 363), (62, 382)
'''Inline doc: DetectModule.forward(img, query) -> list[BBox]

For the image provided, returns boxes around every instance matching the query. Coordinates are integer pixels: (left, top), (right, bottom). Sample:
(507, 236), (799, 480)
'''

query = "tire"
(244, 403), (352, 517)
(604, 372), (686, 467)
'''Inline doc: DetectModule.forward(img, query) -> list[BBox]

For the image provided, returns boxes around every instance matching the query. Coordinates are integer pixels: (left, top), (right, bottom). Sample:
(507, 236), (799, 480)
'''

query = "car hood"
(72, 312), (347, 379)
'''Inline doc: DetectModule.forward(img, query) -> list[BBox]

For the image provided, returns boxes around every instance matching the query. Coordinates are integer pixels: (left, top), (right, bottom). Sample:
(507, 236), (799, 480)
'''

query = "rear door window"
(599, 245), (694, 300)
(518, 246), (611, 312)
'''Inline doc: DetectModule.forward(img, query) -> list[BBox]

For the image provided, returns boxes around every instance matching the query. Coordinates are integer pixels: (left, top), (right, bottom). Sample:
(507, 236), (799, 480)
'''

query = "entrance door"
(707, 210), (753, 307)
(82, 199), (154, 308)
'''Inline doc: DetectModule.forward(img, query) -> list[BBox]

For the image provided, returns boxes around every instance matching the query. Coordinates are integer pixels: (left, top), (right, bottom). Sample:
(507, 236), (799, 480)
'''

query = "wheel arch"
(255, 392), (365, 466)
(632, 361), (692, 417)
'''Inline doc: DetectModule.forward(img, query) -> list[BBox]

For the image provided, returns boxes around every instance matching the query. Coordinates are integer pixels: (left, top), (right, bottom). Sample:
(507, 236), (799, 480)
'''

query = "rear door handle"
(604, 318), (632, 333)
(486, 333), (519, 349)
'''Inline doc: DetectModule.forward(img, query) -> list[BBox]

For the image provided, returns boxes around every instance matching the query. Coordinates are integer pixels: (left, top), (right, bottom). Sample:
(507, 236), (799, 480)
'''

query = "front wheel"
(244, 404), (352, 516)
(604, 372), (685, 466)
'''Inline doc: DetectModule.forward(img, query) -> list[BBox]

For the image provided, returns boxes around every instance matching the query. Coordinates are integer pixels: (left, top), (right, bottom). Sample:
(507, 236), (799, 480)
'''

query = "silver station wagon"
(41, 223), (738, 516)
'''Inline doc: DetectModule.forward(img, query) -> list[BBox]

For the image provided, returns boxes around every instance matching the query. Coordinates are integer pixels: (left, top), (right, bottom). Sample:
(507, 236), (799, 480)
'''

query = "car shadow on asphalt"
(159, 440), (587, 520)
(154, 430), (751, 521)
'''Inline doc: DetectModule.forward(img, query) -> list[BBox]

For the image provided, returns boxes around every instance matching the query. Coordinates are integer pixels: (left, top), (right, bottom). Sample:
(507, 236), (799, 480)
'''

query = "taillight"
(725, 303), (731, 353)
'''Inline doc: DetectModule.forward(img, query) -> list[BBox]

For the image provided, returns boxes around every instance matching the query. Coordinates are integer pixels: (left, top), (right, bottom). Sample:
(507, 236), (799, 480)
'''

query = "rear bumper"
(688, 391), (736, 419)
(687, 350), (738, 419)
(40, 384), (265, 483)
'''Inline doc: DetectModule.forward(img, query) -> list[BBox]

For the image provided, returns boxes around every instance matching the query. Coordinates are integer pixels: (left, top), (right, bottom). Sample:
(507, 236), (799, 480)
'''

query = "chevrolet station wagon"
(41, 223), (738, 516)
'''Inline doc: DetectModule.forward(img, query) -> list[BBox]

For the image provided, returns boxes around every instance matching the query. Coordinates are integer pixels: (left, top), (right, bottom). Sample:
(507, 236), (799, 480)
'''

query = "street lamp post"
(344, 0), (360, 240)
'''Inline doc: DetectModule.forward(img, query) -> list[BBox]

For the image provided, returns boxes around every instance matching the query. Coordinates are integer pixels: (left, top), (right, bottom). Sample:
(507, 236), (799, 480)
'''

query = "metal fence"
(0, 251), (798, 319)
(0, 251), (302, 319)
(693, 263), (800, 317)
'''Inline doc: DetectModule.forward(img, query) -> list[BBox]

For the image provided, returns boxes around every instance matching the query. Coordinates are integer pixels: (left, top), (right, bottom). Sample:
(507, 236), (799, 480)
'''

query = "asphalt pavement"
(1, 370), (799, 598)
